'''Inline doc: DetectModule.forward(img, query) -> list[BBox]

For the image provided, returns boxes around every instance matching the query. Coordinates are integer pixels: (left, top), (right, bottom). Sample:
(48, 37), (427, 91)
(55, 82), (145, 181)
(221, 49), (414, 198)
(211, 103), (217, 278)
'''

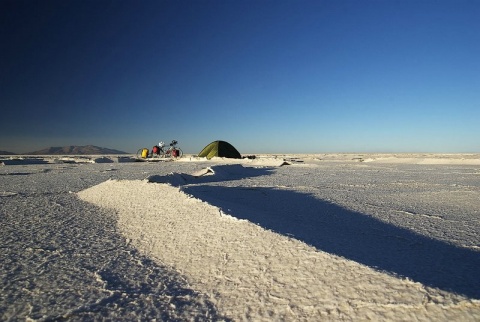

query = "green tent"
(198, 140), (242, 159)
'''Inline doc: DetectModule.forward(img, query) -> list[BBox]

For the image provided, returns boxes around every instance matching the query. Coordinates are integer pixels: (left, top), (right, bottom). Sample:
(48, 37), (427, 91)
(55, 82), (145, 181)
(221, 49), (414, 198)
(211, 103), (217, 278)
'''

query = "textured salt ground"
(2, 158), (480, 321)
(1, 195), (222, 320)
(78, 172), (480, 321)
(0, 163), (228, 321)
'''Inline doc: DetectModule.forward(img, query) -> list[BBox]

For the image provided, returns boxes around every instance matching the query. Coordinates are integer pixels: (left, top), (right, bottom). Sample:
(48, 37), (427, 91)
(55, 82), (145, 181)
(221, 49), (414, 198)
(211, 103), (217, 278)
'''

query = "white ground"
(1, 154), (480, 321)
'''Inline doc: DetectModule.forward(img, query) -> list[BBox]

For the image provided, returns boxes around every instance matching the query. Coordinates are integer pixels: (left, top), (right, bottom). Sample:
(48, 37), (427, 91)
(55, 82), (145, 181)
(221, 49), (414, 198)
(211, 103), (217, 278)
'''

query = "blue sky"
(1, 0), (479, 154)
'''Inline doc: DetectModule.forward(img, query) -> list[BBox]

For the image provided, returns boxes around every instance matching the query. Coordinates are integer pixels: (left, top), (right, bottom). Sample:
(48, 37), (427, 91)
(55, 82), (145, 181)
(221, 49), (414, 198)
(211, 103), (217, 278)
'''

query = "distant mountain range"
(0, 150), (16, 155)
(27, 145), (128, 155)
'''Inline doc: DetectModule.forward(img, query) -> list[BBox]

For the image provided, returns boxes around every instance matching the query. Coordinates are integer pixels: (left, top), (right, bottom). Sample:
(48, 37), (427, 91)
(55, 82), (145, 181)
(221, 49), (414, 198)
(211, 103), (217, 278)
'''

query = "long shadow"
(148, 164), (276, 185)
(182, 184), (480, 299)
(1, 191), (230, 320)
(1, 158), (50, 165)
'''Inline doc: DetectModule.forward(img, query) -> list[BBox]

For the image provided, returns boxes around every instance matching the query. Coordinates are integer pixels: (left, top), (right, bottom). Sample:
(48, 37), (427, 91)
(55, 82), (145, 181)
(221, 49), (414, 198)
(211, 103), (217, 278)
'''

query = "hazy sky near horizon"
(1, 0), (479, 154)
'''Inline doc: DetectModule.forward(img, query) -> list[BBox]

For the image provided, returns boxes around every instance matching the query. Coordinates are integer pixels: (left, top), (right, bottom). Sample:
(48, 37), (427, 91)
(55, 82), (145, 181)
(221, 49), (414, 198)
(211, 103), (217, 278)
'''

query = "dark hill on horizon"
(0, 151), (16, 155)
(27, 145), (129, 155)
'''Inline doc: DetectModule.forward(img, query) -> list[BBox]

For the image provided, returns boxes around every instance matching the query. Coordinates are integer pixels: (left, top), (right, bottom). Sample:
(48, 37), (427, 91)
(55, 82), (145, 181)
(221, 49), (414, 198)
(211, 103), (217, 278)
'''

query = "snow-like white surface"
(1, 154), (480, 320)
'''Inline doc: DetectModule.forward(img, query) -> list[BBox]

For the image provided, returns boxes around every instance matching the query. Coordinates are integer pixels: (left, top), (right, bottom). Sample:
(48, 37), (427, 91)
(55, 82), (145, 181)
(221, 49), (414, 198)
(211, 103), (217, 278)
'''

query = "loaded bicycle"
(136, 140), (183, 160)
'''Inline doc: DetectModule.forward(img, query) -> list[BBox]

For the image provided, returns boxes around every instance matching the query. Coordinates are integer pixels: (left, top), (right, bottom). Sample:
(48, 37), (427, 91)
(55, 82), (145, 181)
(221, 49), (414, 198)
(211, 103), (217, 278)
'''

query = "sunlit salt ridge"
(78, 177), (478, 321)
(78, 157), (480, 321)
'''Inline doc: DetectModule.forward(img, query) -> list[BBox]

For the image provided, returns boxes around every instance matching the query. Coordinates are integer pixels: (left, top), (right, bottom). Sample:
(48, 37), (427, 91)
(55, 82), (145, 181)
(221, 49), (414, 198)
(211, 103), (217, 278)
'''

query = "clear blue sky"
(1, 0), (479, 154)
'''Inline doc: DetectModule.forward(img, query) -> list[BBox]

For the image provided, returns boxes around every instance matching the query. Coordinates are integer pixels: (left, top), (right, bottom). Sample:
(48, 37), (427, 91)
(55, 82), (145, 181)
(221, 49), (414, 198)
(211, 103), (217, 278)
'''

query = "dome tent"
(198, 140), (241, 160)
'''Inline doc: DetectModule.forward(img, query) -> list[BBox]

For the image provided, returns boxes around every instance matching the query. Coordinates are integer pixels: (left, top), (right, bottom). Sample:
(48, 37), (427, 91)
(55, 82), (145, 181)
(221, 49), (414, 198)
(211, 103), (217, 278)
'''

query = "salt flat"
(1, 154), (479, 321)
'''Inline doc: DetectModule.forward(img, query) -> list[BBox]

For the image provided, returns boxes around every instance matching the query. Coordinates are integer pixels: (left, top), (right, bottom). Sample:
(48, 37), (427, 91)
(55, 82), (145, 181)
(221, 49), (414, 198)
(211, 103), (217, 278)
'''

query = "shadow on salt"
(147, 164), (276, 186)
(1, 157), (50, 165)
(149, 164), (480, 300)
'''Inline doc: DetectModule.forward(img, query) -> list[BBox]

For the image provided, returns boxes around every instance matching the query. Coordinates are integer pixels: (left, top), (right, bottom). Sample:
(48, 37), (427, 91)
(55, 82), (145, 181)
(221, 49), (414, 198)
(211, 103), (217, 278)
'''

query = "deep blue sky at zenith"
(1, 0), (479, 154)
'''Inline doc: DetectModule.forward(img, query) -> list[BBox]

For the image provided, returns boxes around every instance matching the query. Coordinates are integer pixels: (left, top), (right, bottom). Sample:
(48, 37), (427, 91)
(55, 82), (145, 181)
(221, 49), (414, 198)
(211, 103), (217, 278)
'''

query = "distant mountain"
(27, 145), (129, 155)
(0, 151), (16, 155)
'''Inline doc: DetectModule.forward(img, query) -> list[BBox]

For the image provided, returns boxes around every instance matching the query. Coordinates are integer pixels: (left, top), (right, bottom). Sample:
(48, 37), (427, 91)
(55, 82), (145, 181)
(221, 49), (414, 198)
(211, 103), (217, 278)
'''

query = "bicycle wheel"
(168, 147), (183, 159)
(157, 148), (166, 158)
(176, 148), (183, 158)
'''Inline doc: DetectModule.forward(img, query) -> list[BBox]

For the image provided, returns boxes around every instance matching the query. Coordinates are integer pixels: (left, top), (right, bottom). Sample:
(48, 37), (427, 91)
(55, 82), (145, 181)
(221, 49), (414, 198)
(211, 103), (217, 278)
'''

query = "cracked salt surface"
(2, 155), (480, 320)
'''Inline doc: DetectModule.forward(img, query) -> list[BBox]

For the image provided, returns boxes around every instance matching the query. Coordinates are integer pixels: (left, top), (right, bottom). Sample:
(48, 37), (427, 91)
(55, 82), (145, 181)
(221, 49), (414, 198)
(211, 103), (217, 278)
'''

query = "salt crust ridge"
(78, 176), (480, 321)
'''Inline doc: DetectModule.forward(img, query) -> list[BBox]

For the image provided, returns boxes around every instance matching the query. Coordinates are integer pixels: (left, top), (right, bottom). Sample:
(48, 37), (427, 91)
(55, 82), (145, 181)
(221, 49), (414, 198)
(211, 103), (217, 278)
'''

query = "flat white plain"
(1, 154), (480, 321)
